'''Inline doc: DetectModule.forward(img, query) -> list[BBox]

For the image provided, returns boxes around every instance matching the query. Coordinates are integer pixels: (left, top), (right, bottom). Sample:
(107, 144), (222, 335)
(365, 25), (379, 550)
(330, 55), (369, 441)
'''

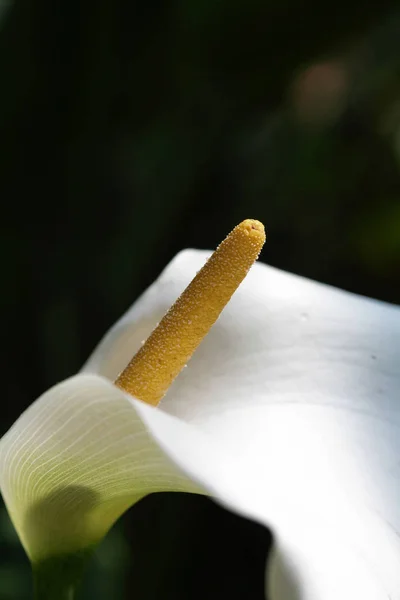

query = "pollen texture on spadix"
(115, 219), (266, 405)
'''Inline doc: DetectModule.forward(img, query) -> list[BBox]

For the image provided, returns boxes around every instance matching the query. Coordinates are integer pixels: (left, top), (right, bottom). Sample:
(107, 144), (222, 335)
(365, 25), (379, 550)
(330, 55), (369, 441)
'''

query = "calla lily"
(1, 226), (400, 599)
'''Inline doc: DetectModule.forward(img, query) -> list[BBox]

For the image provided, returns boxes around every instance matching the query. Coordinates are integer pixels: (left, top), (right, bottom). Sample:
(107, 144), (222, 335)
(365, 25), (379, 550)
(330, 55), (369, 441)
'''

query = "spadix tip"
(238, 219), (265, 239)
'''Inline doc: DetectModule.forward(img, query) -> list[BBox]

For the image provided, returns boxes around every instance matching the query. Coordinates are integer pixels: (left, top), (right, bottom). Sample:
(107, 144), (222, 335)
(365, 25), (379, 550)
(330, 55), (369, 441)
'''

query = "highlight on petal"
(82, 249), (400, 599)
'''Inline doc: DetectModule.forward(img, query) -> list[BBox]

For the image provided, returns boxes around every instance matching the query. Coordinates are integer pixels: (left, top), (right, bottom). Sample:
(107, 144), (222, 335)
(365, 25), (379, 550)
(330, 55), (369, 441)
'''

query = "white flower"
(1, 249), (399, 600)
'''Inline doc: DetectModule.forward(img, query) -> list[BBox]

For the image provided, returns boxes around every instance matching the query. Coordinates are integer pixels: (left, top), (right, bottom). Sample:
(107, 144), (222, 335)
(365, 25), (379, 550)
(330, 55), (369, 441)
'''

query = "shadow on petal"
(267, 541), (303, 600)
(24, 485), (100, 560)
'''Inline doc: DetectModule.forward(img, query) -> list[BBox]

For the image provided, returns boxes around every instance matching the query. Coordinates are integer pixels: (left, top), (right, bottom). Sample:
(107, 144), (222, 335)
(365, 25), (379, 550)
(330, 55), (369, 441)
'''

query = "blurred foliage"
(0, 0), (399, 598)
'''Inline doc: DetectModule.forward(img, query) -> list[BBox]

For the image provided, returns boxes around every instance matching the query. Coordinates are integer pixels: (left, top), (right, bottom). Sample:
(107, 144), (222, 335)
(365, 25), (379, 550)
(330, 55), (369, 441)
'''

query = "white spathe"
(1, 249), (399, 600)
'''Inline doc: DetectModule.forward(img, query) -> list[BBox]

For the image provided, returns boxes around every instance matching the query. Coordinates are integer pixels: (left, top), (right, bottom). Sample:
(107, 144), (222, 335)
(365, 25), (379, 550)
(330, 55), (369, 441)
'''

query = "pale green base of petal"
(32, 548), (94, 600)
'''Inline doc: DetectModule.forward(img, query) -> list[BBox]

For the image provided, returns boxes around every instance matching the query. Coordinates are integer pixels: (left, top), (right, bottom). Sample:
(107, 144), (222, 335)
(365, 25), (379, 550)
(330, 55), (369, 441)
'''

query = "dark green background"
(0, 0), (399, 598)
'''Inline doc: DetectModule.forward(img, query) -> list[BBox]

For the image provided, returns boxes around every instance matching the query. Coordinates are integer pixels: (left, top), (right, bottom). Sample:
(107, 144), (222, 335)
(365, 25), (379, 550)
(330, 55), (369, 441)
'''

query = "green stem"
(32, 550), (92, 600)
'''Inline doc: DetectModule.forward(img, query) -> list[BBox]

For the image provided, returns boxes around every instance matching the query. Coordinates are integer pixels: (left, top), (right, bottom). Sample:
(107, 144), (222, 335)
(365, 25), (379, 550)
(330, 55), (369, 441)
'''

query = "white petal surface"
(82, 250), (400, 599)
(0, 375), (210, 561)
